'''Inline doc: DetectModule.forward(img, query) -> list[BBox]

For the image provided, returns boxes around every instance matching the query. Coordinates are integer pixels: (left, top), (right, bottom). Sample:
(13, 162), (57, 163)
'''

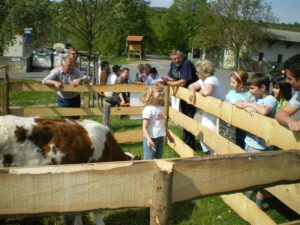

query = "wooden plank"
(229, 103), (300, 150)
(9, 106), (144, 117)
(168, 107), (244, 155)
(167, 130), (197, 157)
(9, 83), (147, 93)
(171, 86), (300, 150)
(150, 160), (174, 225)
(171, 150), (300, 202)
(9, 107), (103, 117)
(0, 161), (154, 216)
(170, 86), (223, 119)
(111, 106), (143, 115)
(221, 193), (276, 225)
(279, 220), (300, 225)
(0, 151), (299, 216)
(2, 67), (9, 115)
(170, 108), (300, 214)
(266, 184), (300, 214)
(114, 129), (143, 144)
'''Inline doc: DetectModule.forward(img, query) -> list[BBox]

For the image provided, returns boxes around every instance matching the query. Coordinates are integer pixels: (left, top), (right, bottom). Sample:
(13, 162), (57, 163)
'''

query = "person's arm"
(119, 93), (125, 104)
(188, 80), (201, 102)
(142, 119), (156, 151)
(276, 103), (300, 131)
(166, 129), (174, 143)
(242, 101), (272, 116)
(165, 78), (186, 87)
(42, 69), (63, 89)
(199, 82), (213, 97)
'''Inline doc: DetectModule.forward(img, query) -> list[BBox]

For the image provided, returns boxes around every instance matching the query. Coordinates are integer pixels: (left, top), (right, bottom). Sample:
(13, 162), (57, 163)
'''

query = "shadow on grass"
(264, 195), (300, 223)
(103, 201), (196, 225)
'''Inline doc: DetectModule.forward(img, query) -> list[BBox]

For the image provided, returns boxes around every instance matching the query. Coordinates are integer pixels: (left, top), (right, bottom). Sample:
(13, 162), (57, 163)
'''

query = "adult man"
(42, 55), (88, 108)
(164, 49), (198, 149)
(276, 53), (300, 131)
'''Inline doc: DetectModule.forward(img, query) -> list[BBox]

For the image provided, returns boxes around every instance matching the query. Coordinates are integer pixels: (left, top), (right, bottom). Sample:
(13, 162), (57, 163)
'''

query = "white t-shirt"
(197, 76), (224, 152)
(145, 74), (162, 85)
(105, 72), (117, 97)
(142, 105), (166, 138)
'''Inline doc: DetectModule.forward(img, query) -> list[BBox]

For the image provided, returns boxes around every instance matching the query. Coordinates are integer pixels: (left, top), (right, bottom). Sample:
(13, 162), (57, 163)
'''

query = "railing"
(0, 72), (300, 225)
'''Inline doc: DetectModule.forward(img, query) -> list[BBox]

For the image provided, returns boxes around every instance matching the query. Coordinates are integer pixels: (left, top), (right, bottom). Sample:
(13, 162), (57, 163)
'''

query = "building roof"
(126, 36), (144, 42)
(267, 28), (300, 43)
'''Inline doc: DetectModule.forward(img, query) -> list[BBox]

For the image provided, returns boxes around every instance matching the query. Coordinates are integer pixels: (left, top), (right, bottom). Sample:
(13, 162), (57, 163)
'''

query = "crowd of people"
(43, 47), (299, 204)
(41, 48), (300, 207)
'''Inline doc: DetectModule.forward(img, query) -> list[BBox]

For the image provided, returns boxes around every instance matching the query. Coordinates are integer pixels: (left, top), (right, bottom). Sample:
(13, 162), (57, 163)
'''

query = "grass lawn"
(0, 79), (299, 225)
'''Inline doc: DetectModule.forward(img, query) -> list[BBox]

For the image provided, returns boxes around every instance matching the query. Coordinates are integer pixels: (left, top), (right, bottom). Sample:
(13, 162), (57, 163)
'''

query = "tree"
(0, 0), (51, 52)
(95, 0), (150, 56)
(62, 0), (127, 54)
(149, 0), (205, 54)
(191, 0), (276, 69)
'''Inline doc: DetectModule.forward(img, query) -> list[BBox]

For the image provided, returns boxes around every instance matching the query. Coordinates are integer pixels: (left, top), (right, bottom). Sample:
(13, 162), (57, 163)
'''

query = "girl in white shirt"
(140, 83), (174, 159)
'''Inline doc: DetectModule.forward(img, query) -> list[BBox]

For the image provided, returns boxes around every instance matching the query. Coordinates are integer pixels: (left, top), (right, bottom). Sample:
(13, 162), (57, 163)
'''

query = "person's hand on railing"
(72, 78), (82, 87)
(53, 81), (63, 89)
(188, 90), (196, 103)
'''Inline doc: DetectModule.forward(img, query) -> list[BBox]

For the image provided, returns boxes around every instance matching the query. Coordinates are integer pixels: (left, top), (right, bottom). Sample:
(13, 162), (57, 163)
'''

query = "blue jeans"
(57, 94), (81, 107)
(143, 136), (164, 159)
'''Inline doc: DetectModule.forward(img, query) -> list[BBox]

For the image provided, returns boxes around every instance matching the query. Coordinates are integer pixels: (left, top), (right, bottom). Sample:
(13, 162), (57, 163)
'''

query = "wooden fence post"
(150, 160), (174, 225)
(2, 65), (9, 115)
(102, 103), (111, 126)
(163, 85), (170, 145)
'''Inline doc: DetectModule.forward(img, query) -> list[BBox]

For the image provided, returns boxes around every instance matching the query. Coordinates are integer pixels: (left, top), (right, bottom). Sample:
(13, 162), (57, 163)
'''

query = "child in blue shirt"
(236, 73), (277, 208)
(226, 69), (252, 104)
(224, 70), (252, 148)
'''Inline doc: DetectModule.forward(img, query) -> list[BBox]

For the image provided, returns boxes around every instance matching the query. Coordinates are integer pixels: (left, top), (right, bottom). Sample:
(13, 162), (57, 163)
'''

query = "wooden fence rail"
(0, 151), (299, 216)
(1, 75), (300, 224)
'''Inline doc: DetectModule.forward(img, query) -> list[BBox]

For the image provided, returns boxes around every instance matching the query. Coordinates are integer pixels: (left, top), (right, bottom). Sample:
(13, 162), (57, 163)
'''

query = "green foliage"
(0, 0), (52, 51)
(95, 0), (151, 56)
(191, 0), (276, 69)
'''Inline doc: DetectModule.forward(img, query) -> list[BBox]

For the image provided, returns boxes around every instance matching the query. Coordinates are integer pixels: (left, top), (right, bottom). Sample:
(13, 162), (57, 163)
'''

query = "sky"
(149, 0), (300, 24)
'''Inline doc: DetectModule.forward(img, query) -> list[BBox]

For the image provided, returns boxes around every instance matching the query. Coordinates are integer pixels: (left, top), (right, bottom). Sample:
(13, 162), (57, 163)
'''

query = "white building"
(223, 28), (300, 71)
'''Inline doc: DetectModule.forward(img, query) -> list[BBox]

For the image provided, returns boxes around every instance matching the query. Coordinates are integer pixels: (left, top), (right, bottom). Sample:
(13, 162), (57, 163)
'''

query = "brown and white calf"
(0, 115), (137, 225)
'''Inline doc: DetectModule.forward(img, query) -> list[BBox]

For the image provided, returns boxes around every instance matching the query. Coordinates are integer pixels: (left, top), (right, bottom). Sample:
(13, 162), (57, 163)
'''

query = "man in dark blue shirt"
(164, 50), (198, 150)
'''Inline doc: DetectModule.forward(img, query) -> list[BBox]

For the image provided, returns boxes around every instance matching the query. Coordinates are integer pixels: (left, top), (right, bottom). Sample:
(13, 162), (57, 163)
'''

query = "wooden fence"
(0, 66), (300, 225)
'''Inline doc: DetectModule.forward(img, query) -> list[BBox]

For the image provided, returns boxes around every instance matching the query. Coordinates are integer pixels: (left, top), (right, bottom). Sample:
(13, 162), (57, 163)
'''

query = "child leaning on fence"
(272, 74), (292, 112)
(235, 73), (277, 208)
(226, 69), (252, 104)
(224, 69), (252, 149)
(140, 83), (174, 159)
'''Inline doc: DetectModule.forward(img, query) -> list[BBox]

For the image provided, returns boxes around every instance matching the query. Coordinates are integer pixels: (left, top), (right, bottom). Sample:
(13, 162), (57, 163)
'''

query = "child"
(106, 68), (130, 106)
(188, 60), (224, 155)
(226, 70), (252, 104)
(224, 70), (252, 148)
(134, 63), (146, 83)
(272, 75), (292, 112)
(236, 73), (277, 208)
(145, 67), (163, 85)
(140, 83), (174, 159)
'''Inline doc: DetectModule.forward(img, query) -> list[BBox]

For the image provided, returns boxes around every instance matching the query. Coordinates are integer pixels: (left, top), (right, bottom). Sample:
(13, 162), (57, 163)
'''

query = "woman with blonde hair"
(188, 60), (224, 154)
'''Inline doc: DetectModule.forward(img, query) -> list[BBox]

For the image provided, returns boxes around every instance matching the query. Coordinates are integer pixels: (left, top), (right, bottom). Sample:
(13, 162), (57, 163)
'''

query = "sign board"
(24, 28), (33, 45)
(24, 28), (33, 34)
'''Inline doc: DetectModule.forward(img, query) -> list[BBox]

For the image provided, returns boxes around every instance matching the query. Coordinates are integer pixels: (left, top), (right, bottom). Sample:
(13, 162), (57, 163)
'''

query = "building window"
(277, 54), (283, 64)
(258, 52), (264, 61)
